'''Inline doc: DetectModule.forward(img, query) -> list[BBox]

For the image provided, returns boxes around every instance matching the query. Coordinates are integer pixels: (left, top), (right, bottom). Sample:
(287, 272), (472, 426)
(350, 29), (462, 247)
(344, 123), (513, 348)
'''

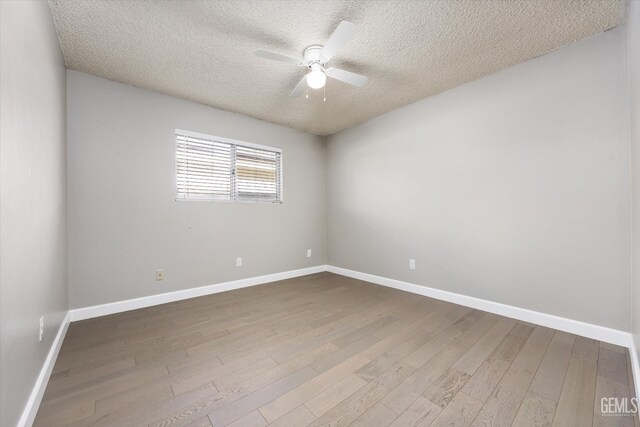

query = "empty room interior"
(3, 0), (640, 426)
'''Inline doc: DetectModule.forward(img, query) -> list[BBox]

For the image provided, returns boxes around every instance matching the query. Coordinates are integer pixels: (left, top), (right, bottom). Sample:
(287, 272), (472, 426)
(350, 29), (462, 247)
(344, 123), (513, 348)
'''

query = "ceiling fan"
(255, 21), (368, 98)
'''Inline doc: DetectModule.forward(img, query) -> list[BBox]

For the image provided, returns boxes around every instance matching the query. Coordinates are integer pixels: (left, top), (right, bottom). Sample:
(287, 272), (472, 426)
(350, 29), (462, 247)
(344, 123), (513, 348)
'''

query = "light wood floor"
(35, 272), (638, 426)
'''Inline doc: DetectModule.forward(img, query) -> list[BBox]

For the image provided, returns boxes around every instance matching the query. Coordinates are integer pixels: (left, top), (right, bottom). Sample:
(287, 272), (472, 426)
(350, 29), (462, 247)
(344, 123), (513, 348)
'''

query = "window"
(175, 129), (282, 203)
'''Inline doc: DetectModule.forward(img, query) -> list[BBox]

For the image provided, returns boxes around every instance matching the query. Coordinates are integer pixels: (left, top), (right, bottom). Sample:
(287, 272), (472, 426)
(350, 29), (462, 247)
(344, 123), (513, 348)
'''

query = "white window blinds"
(176, 130), (282, 203)
(236, 145), (282, 202)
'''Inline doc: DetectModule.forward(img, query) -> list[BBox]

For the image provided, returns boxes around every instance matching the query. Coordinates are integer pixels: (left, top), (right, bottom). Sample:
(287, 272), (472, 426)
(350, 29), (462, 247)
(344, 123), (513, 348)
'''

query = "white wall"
(326, 27), (630, 331)
(0, 2), (69, 426)
(67, 71), (326, 309)
(629, 0), (640, 363)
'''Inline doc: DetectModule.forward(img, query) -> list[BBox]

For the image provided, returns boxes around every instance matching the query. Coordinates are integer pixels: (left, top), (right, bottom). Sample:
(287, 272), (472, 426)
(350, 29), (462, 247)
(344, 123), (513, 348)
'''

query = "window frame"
(175, 128), (284, 204)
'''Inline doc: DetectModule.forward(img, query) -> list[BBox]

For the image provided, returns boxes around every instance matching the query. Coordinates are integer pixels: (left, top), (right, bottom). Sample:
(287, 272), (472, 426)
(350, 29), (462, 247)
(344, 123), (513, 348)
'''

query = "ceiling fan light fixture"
(307, 64), (326, 89)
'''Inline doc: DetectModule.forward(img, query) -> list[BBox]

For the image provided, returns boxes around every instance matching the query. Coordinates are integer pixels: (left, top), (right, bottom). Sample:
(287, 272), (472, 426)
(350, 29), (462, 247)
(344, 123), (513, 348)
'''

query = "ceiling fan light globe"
(307, 69), (326, 89)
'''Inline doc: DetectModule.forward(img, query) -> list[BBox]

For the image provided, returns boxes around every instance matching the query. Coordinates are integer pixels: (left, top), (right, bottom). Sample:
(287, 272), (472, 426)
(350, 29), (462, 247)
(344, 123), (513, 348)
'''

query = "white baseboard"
(17, 311), (70, 427)
(327, 265), (631, 347)
(69, 265), (327, 322)
(629, 336), (640, 400)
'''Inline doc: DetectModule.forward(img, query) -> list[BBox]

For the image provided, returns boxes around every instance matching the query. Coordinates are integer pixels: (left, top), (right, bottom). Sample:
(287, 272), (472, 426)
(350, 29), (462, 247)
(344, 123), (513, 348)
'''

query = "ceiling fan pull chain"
(323, 84), (326, 102)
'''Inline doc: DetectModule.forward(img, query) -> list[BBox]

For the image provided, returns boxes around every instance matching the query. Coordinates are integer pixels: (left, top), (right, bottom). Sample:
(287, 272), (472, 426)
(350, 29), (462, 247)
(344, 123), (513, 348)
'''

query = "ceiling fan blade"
(322, 21), (356, 61)
(326, 67), (367, 87)
(290, 75), (308, 97)
(255, 49), (301, 65)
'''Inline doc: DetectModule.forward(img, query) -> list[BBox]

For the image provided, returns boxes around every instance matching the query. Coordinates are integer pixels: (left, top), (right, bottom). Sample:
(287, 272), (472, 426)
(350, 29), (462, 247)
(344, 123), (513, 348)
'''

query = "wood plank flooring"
(34, 272), (638, 426)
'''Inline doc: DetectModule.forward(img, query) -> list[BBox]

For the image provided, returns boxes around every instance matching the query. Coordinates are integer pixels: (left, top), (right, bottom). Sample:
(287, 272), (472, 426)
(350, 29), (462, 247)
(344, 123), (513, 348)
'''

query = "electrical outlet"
(39, 316), (44, 342)
(307, 249), (312, 258)
(409, 259), (416, 270)
(156, 269), (165, 281)
(236, 257), (243, 267)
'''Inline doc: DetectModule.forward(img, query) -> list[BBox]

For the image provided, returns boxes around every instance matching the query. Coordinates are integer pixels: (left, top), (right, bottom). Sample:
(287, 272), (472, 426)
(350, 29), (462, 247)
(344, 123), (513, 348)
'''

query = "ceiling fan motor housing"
(303, 45), (325, 67)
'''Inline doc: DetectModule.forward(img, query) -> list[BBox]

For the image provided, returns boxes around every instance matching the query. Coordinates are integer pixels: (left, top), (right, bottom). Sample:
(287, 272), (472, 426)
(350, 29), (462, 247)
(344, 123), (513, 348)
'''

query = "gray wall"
(67, 71), (326, 309)
(326, 28), (630, 331)
(630, 0), (640, 357)
(0, 1), (69, 426)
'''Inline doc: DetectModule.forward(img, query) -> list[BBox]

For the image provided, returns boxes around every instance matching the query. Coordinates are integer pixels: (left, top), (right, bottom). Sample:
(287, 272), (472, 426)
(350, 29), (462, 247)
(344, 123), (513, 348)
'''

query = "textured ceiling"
(48, 0), (625, 136)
